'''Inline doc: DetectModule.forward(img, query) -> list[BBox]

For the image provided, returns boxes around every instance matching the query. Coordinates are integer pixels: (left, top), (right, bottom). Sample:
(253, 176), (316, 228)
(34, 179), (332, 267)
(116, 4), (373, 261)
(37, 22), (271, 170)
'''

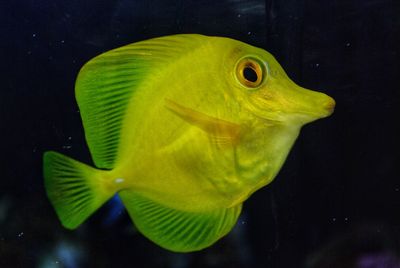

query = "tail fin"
(43, 151), (114, 229)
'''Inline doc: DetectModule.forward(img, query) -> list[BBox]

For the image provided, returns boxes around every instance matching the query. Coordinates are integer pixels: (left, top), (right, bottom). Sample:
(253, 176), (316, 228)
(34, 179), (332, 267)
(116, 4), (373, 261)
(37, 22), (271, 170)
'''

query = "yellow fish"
(43, 34), (335, 252)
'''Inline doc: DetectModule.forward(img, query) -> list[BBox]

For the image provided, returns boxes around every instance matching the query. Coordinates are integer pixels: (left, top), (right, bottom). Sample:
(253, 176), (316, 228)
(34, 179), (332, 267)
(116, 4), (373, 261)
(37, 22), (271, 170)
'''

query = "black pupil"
(243, 67), (258, 83)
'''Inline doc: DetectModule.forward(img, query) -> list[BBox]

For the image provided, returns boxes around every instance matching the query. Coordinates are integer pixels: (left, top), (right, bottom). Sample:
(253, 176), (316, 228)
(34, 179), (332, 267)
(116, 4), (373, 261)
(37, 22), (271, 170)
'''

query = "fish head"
(220, 39), (335, 127)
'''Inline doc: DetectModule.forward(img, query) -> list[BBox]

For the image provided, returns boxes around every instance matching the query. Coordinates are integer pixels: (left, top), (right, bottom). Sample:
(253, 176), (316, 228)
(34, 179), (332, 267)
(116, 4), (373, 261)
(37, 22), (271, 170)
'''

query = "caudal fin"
(43, 151), (114, 229)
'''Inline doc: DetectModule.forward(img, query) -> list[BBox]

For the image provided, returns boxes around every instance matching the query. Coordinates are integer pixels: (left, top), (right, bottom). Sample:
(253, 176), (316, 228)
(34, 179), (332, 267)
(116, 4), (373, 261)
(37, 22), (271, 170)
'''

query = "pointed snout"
(319, 94), (336, 117)
(250, 77), (335, 124)
(288, 85), (336, 123)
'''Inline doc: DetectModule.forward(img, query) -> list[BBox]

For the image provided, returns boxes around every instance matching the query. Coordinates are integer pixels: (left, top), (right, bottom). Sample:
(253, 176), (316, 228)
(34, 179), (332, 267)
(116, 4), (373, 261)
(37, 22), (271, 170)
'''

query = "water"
(1, 0), (399, 267)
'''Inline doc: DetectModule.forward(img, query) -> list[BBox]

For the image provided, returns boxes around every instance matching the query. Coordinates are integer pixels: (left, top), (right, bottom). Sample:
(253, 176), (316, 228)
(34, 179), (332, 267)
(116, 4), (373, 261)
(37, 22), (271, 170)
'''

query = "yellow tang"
(43, 34), (335, 252)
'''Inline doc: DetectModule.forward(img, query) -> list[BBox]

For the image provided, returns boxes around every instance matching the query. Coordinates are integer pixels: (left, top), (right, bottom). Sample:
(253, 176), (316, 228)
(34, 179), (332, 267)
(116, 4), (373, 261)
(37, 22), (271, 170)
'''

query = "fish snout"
(320, 95), (336, 117)
(289, 87), (336, 123)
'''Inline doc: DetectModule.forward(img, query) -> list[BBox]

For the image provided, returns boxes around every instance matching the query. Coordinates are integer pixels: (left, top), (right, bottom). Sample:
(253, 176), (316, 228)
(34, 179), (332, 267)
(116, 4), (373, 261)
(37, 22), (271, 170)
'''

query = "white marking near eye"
(114, 178), (124, 184)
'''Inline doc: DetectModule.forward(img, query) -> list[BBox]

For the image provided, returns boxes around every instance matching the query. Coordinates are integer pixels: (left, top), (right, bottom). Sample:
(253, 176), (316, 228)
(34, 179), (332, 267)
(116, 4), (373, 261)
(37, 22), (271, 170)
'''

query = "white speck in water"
(18, 232), (24, 238)
(346, 42), (351, 47)
(237, 14), (241, 18)
(247, 31), (252, 35)
(61, 40), (65, 44)
(315, 63), (320, 67)
(332, 217), (336, 222)
(241, 220), (246, 225)
(395, 188), (399, 192)
(32, 33), (36, 37)
(68, 136), (72, 140)
(62, 145), (72, 149)
(344, 217), (348, 221)
(115, 178), (124, 184)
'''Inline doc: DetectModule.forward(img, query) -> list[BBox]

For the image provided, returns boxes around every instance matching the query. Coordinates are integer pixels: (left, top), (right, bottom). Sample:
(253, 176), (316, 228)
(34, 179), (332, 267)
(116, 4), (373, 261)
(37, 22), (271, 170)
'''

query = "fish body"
(44, 34), (335, 252)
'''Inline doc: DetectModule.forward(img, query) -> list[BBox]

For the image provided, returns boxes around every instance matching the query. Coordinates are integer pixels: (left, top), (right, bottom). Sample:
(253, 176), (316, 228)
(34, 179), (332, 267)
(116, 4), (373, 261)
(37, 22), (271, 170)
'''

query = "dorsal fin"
(75, 34), (207, 169)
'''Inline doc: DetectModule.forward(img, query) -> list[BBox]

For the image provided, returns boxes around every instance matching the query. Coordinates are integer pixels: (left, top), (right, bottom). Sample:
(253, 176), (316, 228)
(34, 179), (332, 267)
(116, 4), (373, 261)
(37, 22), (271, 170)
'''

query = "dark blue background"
(1, 0), (399, 267)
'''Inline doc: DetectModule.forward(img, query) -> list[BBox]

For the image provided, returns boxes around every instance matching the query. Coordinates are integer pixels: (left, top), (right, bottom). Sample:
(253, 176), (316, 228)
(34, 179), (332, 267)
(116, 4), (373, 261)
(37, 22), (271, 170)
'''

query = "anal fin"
(119, 190), (242, 252)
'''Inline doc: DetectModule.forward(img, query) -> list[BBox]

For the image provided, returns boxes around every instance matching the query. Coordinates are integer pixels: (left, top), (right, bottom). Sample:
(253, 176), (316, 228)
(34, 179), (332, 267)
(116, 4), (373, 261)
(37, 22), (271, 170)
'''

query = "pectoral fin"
(165, 99), (241, 145)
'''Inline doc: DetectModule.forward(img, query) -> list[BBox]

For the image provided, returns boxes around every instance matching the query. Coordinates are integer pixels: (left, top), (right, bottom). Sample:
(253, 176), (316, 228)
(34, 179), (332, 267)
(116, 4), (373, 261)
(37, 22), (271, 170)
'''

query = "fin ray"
(119, 191), (242, 252)
(43, 151), (114, 229)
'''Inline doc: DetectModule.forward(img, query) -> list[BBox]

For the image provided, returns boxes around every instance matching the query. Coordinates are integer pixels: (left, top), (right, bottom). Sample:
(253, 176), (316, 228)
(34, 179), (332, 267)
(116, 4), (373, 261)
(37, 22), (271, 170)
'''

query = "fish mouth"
(323, 97), (336, 116)
(309, 96), (336, 118)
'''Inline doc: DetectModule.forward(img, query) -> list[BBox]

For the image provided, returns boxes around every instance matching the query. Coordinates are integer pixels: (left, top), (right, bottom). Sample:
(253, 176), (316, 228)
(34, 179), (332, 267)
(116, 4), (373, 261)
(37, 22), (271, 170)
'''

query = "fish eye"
(236, 57), (264, 88)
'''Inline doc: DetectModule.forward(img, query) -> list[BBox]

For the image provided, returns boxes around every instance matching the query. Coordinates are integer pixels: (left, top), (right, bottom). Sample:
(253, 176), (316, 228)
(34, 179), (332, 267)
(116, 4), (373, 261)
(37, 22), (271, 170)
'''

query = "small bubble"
(61, 40), (65, 44)
(18, 232), (24, 238)
(346, 42), (350, 47)
(247, 31), (252, 35)
(344, 217), (348, 221)
(68, 136), (72, 140)
(332, 217), (336, 222)
(62, 145), (72, 149)
(32, 33), (36, 37)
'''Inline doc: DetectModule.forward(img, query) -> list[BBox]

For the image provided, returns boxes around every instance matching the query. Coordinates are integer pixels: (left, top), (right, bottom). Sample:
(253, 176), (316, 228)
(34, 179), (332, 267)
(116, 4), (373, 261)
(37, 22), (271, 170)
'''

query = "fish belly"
(112, 128), (249, 212)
